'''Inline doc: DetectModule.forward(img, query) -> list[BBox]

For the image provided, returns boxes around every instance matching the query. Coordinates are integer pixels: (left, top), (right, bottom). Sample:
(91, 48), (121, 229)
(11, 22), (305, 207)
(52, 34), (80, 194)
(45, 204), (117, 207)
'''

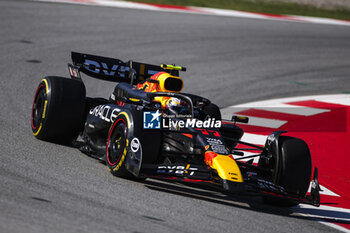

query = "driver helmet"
(164, 97), (190, 116)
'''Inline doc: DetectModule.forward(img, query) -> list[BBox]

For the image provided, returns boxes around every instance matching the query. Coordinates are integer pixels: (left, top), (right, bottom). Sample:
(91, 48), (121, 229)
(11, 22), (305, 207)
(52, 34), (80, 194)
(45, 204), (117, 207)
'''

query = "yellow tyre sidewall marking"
(33, 79), (49, 136)
(33, 124), (42, 136)
(42, 100), (48, 119)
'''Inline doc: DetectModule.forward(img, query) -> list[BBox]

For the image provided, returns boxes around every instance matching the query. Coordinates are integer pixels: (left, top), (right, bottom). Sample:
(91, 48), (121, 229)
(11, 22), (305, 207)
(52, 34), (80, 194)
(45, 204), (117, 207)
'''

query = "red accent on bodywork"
(195, 128), (221, 137)
(116, 100), (125, 106)
(182, 178), (206, 183)
(149, 175), (209, 183)
(182, 133), (193, 138)
(136, 72), (167, 92)
(195, 128), (209, 135)
(205, 151), (218, 167)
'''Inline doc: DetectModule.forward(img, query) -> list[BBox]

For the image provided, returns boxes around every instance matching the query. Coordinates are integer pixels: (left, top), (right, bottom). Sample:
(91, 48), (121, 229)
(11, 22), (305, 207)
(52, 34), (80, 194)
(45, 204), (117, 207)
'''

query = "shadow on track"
(141, 178), (350, 226)
(43, 139), (350, 228)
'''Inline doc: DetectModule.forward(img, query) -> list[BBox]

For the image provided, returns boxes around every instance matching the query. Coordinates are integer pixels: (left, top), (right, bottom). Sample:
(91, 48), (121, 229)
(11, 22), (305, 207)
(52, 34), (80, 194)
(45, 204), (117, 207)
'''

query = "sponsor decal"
(84, 59), (128, 77)
(68, 64), (81, 79)
(83, 59), (159, 78)
(205, 137), (228, 154)
(156, 165), (198, 176)
(211, 144), (228, 155)
(206, 138), (223, 145)
(143, 110), (161, 129)
(130, 137), (140, 153)
(89, 105), (120, 122)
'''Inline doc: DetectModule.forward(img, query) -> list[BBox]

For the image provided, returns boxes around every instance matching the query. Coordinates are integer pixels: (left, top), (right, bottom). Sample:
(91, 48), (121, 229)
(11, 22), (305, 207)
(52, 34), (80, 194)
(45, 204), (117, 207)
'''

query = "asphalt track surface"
(1, 1), (350, 232)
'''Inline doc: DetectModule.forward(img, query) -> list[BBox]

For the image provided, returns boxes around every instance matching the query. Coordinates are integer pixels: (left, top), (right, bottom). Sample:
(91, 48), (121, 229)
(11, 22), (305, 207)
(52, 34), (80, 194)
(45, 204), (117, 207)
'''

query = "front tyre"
(262, 136), (312, 206)
(203, 103), (222, 120)
(278, 136), (312, 196)
(31, 76), (86, 143)
(106, 114), (130, 177)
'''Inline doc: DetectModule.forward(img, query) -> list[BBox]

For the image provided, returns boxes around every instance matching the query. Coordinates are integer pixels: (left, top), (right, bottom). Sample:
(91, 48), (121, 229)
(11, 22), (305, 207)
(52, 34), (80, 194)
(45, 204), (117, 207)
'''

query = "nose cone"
(205, 151), (244, 183)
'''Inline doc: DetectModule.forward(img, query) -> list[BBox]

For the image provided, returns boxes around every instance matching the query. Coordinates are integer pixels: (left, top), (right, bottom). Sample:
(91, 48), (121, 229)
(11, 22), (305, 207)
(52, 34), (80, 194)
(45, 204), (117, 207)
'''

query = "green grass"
(127, 0), (350, 20)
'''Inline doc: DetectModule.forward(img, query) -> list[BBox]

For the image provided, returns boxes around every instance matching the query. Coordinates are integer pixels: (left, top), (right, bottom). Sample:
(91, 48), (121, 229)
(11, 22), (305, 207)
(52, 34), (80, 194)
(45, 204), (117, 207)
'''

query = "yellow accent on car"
(161, 64), (184, 71)
(139, 64), (145, 80)
(129, 98), (140, 102)
(210, 154), (243, 183)
(156, 73), (183, 93)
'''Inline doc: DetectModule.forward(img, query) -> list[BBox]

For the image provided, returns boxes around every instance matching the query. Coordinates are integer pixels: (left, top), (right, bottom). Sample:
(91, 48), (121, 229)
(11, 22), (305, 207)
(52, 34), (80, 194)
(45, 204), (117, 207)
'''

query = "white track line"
(321, 222), (350, 233)
(240, 133), (267, 146)
(224, 94), (350, 232)
(222, 105), (329, 120)
(292, 204), (350, 233)
(315, 97), (350, 106)
(221, 94), (350, 120)
(194, 7), (350, 27)
(307, 185), (340, 197)
(191, 7), (278, 20)
(227, 94), (350, 108)
(33, 0), (350, 27)
(293, 15), (350, 27)
(97, 0), (158, 10)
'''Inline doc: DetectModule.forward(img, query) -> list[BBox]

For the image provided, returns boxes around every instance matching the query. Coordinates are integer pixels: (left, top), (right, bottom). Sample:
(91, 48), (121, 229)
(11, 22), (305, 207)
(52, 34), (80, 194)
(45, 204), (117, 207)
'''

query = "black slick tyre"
(106, 113), (130, 177)
(203, 103), (221, 120)
(31, 76), (86, 143)
(263, 136), (312, 206)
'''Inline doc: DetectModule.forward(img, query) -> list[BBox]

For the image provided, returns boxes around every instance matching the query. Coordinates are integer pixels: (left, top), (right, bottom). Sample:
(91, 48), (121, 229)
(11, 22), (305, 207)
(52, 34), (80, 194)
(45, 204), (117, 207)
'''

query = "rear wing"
(69, 52), (186, 84)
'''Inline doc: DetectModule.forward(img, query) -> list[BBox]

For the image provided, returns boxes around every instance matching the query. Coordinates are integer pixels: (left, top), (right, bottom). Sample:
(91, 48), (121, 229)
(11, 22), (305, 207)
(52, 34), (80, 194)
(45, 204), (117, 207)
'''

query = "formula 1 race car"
(31, 52), (321, 207)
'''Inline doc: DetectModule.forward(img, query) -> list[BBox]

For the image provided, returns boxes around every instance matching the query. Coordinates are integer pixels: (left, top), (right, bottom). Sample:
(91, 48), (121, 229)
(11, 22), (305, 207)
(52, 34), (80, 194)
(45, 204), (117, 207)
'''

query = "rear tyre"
(106, 114), (130, 177)
(262, 136), (312, 206)
(31, 76), (86, 143)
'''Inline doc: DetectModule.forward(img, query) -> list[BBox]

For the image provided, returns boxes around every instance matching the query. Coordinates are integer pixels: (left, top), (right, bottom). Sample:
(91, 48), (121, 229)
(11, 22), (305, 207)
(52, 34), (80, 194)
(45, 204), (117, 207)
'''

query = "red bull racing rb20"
(31, 52), (321, 207)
